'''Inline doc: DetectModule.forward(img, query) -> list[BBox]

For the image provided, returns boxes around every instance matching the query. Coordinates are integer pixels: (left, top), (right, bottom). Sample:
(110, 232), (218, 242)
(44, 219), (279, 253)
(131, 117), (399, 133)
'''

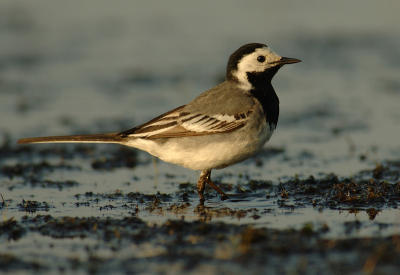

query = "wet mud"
(1, 214), (399, 274)
(1, 142), (400, 274)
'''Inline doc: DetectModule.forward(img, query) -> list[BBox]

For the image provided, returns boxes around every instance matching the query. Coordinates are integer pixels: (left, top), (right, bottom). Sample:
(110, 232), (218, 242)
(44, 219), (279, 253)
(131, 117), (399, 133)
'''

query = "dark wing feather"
(119, 107), (252, 139)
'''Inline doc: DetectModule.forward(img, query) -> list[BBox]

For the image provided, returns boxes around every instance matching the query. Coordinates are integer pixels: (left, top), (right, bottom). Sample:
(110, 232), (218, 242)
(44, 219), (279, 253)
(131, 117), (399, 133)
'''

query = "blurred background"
(1, 0), (400, 224)
(1, 0), (399, 179)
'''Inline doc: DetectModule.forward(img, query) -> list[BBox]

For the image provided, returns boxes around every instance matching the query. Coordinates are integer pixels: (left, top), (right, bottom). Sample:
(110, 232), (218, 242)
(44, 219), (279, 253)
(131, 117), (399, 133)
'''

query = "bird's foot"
(206, 179), (229, 200)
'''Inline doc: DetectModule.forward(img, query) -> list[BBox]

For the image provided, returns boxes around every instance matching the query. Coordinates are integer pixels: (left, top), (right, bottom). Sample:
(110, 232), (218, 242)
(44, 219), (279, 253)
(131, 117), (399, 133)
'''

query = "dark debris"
(1, 215), (399, 273)
(277, 161), (400, 211)
(17, 199), (51, 213)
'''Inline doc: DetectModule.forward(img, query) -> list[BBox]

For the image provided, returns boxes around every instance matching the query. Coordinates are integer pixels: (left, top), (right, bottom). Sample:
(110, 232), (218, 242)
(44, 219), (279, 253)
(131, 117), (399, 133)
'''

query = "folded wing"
(119, 105), (252, 139)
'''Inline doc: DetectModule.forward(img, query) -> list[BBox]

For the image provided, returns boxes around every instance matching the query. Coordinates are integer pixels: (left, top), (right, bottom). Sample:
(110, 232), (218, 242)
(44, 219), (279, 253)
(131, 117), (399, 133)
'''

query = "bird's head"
(226, 43), (301, 90)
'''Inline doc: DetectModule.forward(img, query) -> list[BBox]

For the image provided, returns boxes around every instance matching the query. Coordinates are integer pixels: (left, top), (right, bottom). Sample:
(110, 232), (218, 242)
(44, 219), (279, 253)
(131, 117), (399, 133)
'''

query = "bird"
(18, 43), (300, 202)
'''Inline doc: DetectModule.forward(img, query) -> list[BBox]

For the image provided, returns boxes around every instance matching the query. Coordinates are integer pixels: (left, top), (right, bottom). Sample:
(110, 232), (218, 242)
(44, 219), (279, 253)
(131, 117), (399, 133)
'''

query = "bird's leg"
(197, 170), (208, 203)
(198, 170), (229, 202)
(204, 169), (229, 201)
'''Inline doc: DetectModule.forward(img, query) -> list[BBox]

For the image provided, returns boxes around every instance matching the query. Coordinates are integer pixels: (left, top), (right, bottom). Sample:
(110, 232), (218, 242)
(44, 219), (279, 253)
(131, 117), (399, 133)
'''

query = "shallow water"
(1, 0), (400, 274)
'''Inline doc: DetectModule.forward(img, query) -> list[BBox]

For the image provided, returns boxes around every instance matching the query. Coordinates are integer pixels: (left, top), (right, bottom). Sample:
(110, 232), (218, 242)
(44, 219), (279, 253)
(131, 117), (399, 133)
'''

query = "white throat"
(232, 47), (281, 90)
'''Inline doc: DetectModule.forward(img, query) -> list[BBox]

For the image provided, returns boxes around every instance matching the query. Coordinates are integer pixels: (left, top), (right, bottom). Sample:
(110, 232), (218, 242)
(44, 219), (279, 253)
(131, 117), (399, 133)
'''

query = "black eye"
(257, 55), (265, 63)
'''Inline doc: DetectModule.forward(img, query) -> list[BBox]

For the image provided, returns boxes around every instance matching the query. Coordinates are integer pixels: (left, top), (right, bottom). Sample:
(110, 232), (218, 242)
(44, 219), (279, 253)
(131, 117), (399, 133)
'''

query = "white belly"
(125, 119), (273, 171)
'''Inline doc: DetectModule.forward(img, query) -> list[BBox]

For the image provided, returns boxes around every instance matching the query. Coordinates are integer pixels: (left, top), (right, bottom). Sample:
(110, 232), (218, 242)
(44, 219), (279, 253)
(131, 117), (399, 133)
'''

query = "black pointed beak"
(272, 57), (302, 66)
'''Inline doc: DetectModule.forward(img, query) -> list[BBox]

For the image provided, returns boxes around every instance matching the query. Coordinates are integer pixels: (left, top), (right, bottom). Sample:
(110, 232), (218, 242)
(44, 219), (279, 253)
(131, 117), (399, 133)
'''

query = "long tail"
(17, 133), (125, 144)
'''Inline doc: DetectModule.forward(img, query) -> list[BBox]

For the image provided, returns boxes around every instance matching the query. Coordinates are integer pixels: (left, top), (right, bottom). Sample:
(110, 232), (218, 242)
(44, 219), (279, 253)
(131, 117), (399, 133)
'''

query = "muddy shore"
(1, 142), (399, 274)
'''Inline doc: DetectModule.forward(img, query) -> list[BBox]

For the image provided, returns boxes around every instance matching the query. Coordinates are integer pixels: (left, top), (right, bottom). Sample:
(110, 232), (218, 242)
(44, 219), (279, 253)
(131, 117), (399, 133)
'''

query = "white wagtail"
(18, 43), (300, 202)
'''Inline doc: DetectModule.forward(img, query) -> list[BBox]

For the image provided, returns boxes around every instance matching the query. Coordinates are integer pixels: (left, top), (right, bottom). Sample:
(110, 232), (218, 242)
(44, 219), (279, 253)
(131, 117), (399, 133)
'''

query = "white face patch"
(233, 46), (282, 90)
